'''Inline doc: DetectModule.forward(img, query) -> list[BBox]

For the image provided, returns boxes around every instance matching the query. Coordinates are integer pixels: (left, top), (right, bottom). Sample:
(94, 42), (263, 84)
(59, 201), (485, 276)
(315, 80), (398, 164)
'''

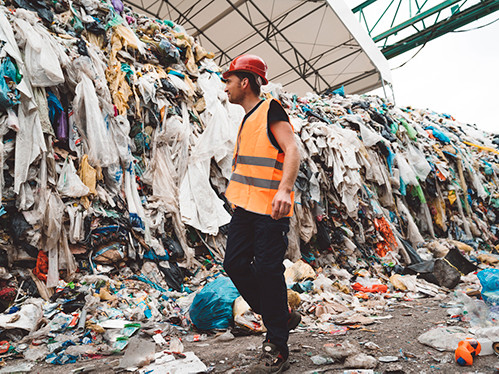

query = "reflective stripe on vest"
(231, 173), (281, 190)
(232, 155), (283, 171)
(225, 99), (294, 217)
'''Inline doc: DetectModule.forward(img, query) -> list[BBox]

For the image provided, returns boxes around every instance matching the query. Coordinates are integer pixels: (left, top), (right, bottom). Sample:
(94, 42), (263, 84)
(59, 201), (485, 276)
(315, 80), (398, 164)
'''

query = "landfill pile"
(0, 0), (496, 371)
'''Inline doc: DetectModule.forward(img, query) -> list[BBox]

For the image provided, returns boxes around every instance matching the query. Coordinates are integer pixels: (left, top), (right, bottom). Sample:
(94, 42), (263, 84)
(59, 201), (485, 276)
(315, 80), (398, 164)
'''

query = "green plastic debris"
(390, 121), (399, 134)
(72, 17), (84, 34)
(399, 118), (417, 140)
(122, 323), (141, 337)
(414, 183), (427, 204)
(121, 63), (134, 82)
(113, 336), (129, 351)
(163, 20), (175, 28)
(107, 13), (124, 29)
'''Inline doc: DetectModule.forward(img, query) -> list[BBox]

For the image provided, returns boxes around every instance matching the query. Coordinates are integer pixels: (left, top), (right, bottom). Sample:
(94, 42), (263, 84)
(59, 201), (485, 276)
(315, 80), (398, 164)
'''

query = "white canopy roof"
(126, 0), (392, 95)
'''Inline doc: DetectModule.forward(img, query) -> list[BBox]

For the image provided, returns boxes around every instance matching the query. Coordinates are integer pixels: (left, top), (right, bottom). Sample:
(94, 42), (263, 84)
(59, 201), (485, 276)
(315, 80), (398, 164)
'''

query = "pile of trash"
(0, 0), (495, 370)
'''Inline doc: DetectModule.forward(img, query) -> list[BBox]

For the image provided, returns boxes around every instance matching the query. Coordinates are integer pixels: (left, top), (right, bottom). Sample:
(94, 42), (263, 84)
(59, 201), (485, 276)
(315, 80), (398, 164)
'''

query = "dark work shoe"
(287, 310), (301, 331)
(248, 342), (290, 373)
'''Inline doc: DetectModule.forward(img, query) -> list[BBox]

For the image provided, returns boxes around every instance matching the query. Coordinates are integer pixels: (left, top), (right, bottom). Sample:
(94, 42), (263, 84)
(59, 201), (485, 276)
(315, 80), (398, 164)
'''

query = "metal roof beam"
(225, 0), (329, 93)
(373, 0), (461, 42)
(124, 0), (162, 19)
(352, 0), (378, 13)
(382, 0), (499, 58)
(322, 69), (379, 94)
(272, 43), (359, 82)
(230, 0), (333, 93)
(215, 1), (314, 59)
(193, 0), (247, 37)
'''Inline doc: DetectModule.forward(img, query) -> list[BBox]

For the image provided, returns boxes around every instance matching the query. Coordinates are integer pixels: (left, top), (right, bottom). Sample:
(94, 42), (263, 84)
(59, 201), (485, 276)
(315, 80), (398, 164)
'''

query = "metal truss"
(353, 0), (499, 59)
(225, 0), (334, 93)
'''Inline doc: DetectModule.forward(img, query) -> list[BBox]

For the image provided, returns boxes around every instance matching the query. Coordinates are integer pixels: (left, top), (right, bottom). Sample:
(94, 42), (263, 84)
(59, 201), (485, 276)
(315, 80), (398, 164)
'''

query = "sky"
(368, 13), (499, 135)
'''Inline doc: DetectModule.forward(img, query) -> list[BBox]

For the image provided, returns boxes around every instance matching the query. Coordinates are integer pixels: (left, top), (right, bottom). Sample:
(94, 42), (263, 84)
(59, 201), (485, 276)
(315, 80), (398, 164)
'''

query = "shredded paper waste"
(0, 0), (495, 371)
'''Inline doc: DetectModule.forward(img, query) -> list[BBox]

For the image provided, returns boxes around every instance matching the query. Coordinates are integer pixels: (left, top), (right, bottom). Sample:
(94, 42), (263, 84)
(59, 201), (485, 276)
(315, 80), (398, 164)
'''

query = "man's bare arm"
(269, 120), (300, 220)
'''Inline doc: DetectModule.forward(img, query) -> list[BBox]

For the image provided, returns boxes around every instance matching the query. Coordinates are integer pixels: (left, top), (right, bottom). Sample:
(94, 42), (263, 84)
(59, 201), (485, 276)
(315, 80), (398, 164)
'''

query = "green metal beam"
(372, 0), (461, 42)
(381, 0), (499, 59)
(352, 0), (378, 14)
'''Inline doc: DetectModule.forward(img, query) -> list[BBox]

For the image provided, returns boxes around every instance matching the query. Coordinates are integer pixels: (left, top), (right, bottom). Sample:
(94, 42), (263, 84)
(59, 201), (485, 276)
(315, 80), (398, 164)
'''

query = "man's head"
(223, 54), (268, 104)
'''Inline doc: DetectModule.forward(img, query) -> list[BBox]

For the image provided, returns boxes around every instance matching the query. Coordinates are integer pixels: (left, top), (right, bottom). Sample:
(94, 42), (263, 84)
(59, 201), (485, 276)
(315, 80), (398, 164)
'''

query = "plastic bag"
(57, 158), (90, 197)
(426, 125), (450, 143)
(111, 0), (124, 13)
(14, 99), (47, 194)
(73, 74), (119, 168)
(189, 276), (240, 330)
(157, 260), (184, 291)
(397, 197), (424, 246)
(399, 118), (417, 140)
(0, 58), (20, 109)
(162, 237), (184, 260)
(233, 295), (266, 333)
(405, 143), (431, 181)
(323, 340), (360, 360)
(78, 154), (97, 194)
(477, 268), (499, 305)
(111, 115), (132, 165)
(15, 19), (64, 87)
(418, 326), (469, 351)
(284, 260), (316, 283)
(178, 72), (235, 235)
(359, 122), (386, 147)
(395, 154), (419, 186)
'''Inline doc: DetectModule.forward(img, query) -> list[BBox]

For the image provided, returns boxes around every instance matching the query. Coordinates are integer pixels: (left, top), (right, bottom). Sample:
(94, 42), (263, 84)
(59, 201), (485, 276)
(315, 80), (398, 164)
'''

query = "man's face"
(224, 75), (244, 104)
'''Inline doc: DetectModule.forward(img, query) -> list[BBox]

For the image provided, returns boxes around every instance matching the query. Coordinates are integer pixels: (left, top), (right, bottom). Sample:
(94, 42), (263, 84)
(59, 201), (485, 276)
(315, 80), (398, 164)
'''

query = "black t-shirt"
(268, 99), (289, 152)
(241, 99), (289, 152)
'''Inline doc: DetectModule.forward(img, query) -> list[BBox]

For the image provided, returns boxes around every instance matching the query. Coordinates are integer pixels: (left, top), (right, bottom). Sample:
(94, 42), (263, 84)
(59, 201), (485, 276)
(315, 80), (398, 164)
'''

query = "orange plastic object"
(0, 340), (9, 354)
(33, 250), (48, 282)
(352, 283), (388, 293)
(455, 338), (481, 366)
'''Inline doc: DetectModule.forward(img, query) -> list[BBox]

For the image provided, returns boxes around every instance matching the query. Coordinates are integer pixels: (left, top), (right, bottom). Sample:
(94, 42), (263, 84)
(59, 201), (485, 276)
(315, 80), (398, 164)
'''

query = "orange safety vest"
(225, 99), (294, 217)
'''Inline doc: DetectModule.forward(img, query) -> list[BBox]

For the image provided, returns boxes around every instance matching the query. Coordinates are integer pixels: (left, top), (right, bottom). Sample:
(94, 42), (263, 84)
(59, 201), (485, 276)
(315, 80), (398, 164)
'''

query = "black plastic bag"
(158, 261), (184, 291)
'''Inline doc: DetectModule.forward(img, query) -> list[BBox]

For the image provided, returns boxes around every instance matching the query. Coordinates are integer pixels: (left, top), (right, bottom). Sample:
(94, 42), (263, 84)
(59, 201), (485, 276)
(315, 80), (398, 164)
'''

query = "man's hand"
(271, 188), (292, 220)
(269, 119), (300, 220)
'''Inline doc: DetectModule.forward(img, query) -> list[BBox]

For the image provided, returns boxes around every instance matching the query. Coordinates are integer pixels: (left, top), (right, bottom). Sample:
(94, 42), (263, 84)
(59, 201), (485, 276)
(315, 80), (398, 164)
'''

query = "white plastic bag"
(57, 158), (89, 197)
(396, 197), (424, 246)
(178, 79), (236, 234)
(359, 122), (386, 147)
(14, 19), (64, 87)
(395, 153), (419, 186)
(405, 143), (431, 181)
(124, 164), (151, 243)
(44, 193), (65, 288)
(73, 75), (119, 167)
(14, 101), (47, 194)
(111, 115), (133, 165)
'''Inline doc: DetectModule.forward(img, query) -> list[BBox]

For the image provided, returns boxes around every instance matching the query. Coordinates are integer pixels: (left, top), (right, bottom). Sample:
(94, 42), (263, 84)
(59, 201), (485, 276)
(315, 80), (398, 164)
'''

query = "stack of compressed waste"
(0, 0), (494, 370)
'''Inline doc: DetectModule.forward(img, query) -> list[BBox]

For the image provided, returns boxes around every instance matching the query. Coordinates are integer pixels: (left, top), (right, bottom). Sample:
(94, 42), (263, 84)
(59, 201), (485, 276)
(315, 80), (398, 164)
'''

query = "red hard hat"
(222, 54), (268, 85)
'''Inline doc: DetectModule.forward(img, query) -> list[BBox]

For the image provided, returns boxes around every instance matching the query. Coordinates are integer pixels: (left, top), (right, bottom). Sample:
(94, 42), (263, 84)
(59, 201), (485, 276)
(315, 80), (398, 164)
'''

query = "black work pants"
(224, 207), (290, 358)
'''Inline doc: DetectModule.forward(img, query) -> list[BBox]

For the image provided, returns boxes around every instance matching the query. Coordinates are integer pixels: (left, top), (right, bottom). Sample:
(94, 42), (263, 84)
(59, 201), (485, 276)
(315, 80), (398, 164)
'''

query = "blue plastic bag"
(189, 276), (240, 330)
(0, 57), (20, 109)
(425, 125), (450, 143)
(331, 85), (345, 97)
(477, 268), (499, 305)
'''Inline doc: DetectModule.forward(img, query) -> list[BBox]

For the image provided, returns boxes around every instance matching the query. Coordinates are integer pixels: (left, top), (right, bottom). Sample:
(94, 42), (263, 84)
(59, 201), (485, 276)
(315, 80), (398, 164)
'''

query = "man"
(222, 54), (301, 373)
